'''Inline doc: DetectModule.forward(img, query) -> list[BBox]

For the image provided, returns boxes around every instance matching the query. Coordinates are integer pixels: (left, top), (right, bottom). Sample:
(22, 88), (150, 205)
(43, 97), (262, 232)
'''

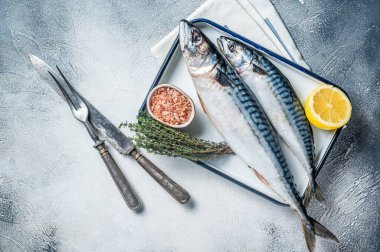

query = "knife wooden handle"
(130, 149), (190, 204)
(95, 142), (142, 210)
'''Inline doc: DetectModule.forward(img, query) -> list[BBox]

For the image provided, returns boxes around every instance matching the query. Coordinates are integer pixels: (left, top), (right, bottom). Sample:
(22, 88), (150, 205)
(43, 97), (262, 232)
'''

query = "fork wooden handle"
(130, 149), (190, 204)
(95, 141), (142, 210)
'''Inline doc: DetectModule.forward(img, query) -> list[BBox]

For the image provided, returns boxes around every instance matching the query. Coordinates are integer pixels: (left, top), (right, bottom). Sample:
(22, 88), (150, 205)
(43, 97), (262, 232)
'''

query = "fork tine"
(48, 71), (76, 109)
(56, 66), (81, 101)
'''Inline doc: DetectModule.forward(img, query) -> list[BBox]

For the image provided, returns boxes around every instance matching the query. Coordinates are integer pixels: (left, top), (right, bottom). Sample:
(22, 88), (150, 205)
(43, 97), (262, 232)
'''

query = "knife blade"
(29, 55), (190, 204)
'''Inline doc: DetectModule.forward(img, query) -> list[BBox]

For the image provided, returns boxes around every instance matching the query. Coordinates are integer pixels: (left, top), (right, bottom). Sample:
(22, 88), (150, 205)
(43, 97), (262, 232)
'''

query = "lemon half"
(305, 85), (352, 130)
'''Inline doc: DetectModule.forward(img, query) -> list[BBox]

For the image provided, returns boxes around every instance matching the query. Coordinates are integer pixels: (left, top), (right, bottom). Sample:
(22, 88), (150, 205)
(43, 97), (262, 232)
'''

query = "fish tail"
(303, 182), (325, 208)
(314, 182), (325, 204)
(302, 217), (339, 252)
(302, 220), (316, 252)
(303, 183), (312, 208)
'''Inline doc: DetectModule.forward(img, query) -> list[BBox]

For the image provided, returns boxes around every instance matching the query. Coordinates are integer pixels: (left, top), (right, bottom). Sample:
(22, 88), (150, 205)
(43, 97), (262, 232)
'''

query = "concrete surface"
(0, 0), (379, 251)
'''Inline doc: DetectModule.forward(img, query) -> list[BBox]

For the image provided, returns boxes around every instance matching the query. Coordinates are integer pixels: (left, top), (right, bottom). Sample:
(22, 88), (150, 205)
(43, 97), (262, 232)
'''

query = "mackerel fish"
(179, 20), (338, 252)
(218, 36), (323, 207)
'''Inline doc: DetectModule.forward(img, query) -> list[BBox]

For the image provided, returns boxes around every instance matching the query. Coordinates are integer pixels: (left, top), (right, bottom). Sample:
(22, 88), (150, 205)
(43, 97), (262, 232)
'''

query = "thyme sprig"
(120, 112), (233, 161)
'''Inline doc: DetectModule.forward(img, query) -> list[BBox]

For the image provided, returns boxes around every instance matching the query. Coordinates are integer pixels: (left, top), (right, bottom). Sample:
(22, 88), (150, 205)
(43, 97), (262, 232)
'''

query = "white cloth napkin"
(150, 0), (309, 70)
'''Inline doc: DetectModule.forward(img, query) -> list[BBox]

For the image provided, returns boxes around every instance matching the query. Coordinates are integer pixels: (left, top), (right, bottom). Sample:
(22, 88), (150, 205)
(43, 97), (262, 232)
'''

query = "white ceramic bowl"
(146, 84), (195, 129)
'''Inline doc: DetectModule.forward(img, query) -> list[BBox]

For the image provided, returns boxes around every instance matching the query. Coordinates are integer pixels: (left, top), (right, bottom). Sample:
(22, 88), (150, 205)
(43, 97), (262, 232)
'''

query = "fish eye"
(228, 41), (236, 52)
(192, 30), (202, 44)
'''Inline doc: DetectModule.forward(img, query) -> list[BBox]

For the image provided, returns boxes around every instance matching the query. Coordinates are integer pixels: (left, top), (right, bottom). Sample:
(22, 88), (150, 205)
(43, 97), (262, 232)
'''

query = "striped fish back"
(259, 56), (315, 171)
(225, 65), (301, 194)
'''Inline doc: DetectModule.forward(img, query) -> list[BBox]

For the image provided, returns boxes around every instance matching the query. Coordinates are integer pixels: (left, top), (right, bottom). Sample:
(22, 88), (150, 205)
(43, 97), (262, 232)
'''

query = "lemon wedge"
(305, 85), (352, 130)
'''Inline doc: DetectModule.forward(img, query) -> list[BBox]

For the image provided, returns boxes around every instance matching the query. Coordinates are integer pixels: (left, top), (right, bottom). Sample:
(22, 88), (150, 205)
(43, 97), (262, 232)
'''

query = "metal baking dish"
(139, 18), (348, 206)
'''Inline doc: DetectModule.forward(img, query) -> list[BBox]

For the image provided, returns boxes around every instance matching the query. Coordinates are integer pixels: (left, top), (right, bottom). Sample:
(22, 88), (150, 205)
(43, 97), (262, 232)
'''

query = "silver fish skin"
(179, 20), (338, 251)
(179, 20), (296, 205)
(217, 36), (323, 207)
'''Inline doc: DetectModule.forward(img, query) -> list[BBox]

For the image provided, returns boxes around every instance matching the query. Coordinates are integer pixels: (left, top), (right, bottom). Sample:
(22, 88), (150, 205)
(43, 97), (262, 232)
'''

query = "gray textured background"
(0, 0), (379, 251)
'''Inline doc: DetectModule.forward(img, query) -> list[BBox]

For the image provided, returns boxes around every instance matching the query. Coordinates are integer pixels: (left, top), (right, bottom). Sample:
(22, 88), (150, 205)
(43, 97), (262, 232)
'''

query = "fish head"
(179, 20), (218, 76)
(217, 36), (265, 76)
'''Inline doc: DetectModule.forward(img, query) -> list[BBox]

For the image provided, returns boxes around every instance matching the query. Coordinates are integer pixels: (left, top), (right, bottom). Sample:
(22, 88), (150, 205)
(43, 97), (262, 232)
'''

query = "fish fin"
(310, 217), (339, 243)
(249, 166), (287, 202)
(304, 182), (326, 207)
(303, 183), (312, 208)
(215, 68), (235, 87)
(253, 65), (268, 77)
(250, 167), (270, 187)
(314, 182), (326, 205)
(196, 92), (208, 115)
(302, 221), (316, 252)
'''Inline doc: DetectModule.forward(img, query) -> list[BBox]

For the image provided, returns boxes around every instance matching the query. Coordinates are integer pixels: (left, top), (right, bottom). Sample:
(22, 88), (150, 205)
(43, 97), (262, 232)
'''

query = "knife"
(29, 54), (190, 204)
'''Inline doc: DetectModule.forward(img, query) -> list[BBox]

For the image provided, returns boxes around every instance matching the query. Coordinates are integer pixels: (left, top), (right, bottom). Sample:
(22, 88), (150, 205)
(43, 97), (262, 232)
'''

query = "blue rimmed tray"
(139, 18), (348, 206)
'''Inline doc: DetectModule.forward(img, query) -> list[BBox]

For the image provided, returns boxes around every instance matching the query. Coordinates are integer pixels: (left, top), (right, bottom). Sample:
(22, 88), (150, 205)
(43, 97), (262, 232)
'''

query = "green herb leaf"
(120, 111), (233, 161)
